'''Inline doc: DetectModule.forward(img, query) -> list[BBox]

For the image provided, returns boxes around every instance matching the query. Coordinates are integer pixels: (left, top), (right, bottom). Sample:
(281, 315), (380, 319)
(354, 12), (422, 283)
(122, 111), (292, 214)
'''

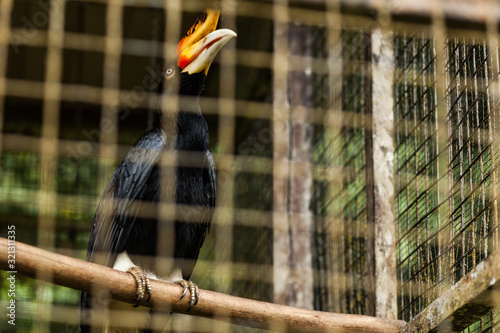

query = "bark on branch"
(0, 237), (405, 332)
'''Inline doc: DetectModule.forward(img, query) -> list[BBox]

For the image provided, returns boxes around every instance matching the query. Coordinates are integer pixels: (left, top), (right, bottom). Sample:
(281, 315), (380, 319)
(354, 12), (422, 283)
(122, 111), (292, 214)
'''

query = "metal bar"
(213, 2), (237, 330)
(486, 0), (500, 272)
(86, 0), (124, 328)
(339, 0), (500, 30)
(288, 23), (314, 310)
(153, 5), (182, 329)
(432, 4), (454, 323)
(325, 0), (344, 314)
(0, 237), (408, 333)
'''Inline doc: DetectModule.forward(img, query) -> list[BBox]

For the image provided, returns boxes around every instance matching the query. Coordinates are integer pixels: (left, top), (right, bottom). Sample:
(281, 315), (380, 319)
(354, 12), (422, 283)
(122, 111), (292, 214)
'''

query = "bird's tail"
(80, 291), (171, 333)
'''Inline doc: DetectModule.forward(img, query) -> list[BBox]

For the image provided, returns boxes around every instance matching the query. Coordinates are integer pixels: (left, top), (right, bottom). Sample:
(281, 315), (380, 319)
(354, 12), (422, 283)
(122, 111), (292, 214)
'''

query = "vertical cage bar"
(157, 1), (182, 330)
(89, 0), (123, 329)
(159, 0), (182, 266)
(363, 30), (376, 316)
(432, 4), (452, 313)
(395, 32), (410, 321)
(394, 28), (445, 322)
(99, 0), (123, 181)
(337, 28), (371, 316)
(213, 1), (237, 330)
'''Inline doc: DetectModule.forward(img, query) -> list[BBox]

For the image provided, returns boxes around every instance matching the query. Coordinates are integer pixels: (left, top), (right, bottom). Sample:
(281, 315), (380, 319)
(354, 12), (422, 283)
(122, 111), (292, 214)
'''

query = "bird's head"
(161, 9), (236, 97)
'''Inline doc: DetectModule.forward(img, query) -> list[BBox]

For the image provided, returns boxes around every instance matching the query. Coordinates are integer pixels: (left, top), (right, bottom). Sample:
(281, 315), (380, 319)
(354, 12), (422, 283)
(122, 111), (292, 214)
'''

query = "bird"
(80, 9), (236, 332)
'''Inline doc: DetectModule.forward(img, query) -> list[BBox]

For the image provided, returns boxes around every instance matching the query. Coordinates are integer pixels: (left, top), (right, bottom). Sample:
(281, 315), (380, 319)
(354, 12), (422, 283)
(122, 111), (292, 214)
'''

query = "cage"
(1, 0), (500, 332)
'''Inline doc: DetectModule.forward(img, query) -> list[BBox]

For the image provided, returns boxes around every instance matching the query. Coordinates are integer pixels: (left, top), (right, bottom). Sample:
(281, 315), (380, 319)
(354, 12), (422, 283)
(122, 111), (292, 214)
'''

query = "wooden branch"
(338, 0), (499, 30)
(0, 237), (406, 332)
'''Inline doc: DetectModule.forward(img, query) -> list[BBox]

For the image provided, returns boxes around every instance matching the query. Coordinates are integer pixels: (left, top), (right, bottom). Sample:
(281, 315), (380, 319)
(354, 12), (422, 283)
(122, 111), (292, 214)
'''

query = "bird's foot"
(127, 266), (152, 307)
(176, 280), (199, 311)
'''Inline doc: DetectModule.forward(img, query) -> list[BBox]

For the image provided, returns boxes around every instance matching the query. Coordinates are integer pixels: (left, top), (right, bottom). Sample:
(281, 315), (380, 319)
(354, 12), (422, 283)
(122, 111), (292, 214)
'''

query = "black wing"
(80, 128), (166, 332)
(85, 128), (167, 266)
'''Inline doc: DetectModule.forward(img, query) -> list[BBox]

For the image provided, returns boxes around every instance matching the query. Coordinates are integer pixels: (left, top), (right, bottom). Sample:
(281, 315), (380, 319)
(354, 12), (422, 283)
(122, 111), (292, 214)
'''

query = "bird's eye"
(165, 67), (175, 79)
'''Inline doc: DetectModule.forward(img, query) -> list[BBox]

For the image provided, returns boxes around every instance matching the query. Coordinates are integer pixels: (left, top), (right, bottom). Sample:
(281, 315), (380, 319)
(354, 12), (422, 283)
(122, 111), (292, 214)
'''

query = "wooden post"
(370, 29), (398, 319)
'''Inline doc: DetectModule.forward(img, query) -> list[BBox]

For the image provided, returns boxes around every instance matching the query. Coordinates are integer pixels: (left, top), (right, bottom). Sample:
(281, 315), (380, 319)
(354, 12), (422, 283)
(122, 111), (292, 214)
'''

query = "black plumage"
(80, 10), (235, 331)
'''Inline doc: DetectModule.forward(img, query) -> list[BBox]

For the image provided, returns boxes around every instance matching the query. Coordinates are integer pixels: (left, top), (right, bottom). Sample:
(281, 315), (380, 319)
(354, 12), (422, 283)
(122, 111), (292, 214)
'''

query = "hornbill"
(80, 10), (235, 332)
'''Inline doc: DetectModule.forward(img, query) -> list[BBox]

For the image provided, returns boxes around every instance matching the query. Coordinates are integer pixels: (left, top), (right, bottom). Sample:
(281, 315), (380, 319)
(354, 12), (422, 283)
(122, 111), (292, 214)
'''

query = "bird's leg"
(127, 267), (152, 307)
(176, 280), (199, 311)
